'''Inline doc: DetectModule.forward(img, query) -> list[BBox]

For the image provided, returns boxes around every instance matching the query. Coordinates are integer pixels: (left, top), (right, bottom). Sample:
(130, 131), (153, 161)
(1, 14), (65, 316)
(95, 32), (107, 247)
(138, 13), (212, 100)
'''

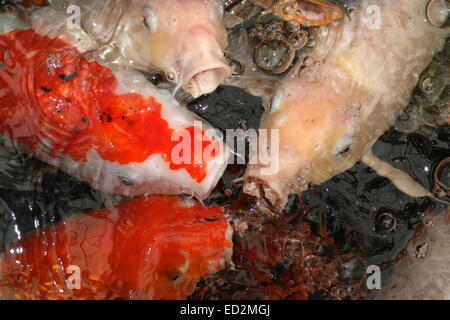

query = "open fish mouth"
(244, 170), (311, 209)
(183, 63), (231, 98)
(243, 178), (284, 208)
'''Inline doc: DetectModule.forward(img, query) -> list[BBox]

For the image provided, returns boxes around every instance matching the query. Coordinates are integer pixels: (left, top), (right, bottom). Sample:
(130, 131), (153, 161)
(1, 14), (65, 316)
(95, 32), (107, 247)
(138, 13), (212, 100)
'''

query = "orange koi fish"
(0, 196), (232, 300)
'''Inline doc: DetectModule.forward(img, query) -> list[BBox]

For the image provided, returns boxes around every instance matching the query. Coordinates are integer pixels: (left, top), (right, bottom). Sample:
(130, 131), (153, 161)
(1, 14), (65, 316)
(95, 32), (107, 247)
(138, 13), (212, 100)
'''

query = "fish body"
(245, 0), (450, 207)
(0, 196), (232, 300)
(0, 24), (229, 200)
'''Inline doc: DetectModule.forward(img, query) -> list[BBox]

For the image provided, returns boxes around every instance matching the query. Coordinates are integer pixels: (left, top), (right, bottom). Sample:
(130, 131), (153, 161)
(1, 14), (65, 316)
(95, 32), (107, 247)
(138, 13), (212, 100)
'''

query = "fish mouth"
(244, 166), (311, 210)
(183, 63), (231, 98)
(244, 178), (284, 208)
(243, 176), (293, 210)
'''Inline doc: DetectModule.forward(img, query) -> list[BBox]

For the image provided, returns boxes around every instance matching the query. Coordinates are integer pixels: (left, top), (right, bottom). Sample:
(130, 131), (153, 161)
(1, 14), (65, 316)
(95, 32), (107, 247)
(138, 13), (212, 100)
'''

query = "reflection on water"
(0, 139), (105, 248)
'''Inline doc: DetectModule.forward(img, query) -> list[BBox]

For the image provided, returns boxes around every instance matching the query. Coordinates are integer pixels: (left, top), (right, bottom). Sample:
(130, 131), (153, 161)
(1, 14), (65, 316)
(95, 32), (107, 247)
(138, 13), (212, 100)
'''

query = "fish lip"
(243, 177), (289, 210)
(244, 168), (311, 211)
(182, 61), (231, 98)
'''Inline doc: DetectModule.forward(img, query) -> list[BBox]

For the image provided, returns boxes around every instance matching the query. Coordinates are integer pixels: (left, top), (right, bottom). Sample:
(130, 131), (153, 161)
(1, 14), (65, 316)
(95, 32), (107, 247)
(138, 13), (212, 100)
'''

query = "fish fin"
(362, 150), (433, 199)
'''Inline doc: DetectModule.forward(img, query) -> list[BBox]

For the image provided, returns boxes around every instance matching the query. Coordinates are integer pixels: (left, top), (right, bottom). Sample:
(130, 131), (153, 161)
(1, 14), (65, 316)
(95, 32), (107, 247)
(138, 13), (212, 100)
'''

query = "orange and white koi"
(0, 12), (230, 200)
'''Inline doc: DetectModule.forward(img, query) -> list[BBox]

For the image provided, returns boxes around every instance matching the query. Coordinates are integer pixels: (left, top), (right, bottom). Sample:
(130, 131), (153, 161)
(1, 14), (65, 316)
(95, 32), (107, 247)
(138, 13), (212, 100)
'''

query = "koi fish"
(0, 12), (230, 200)
(245, 0), (450, 207)
(45, 0), (231, 98)
(0, 196), (233, 300)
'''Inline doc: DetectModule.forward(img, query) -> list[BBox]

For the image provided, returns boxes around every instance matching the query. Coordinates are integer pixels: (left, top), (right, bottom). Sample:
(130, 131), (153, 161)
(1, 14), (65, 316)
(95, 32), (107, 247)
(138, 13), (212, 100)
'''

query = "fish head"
(245, 0), (450, 208)
(138, 0), (230, 98)
(245, 77), (370, 208)
(0, 196), (233, 300)
(108, 197), (233, 299)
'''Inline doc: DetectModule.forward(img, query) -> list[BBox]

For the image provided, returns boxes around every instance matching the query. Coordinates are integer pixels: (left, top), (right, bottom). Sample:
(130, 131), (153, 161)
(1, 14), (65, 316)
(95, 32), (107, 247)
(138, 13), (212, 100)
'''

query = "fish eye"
(333, 135), (354, 157)
(336, 145), (351, 156)
(142, 5), (157, 32)
(118, 175), (136, 187)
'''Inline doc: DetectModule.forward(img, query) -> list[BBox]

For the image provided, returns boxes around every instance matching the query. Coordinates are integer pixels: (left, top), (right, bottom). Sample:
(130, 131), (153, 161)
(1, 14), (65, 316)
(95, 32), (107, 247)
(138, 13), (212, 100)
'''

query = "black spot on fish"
(80, 117), (87, 124)
(59, 72), (78, 81)
(0, 63), (4, 69)
(100, 111), (113, 123)
(41, 86), (52, 93)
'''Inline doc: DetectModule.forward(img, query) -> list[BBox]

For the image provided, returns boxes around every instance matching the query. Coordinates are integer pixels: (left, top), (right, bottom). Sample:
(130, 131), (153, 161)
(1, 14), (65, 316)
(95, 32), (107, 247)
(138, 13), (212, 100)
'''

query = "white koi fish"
(244, 0), (449, 207)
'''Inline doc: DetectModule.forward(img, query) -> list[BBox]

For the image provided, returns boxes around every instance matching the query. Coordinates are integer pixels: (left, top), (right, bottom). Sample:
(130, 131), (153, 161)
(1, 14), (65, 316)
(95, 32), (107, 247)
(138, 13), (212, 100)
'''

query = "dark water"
(304, 125), (449, 296)
(0, 143), (104, 247)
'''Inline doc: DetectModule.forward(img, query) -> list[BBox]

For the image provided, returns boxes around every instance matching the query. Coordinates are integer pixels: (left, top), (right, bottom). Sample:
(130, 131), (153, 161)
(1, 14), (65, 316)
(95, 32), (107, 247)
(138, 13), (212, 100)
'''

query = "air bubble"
(376, 212), (398, 233)
(422, 77), (436, 94)
(255, 40), (295, 74)
(426, 0), (449, 28)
